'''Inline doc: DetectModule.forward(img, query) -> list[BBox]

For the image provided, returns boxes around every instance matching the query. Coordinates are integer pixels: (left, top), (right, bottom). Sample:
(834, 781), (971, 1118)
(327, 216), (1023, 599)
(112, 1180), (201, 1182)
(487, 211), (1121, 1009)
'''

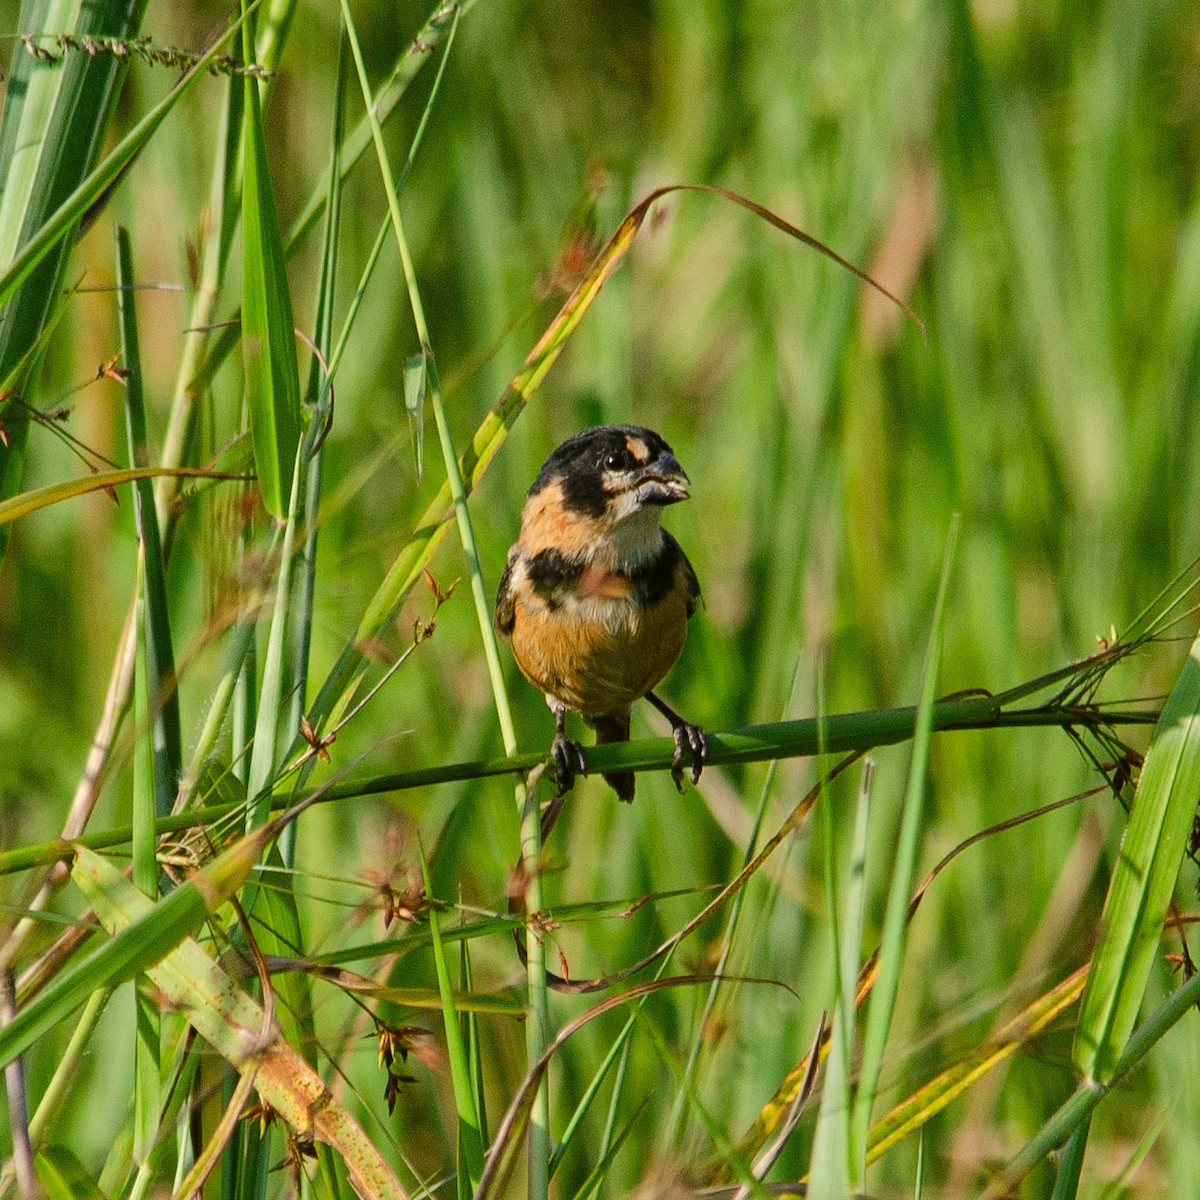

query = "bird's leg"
(550, 702), (588, 797)
(646, 692), (707, 791)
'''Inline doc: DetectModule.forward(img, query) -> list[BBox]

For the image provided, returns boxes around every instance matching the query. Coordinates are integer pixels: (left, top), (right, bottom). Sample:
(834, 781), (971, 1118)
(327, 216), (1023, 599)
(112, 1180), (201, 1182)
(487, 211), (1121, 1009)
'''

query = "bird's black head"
(529, 425), (689, 519)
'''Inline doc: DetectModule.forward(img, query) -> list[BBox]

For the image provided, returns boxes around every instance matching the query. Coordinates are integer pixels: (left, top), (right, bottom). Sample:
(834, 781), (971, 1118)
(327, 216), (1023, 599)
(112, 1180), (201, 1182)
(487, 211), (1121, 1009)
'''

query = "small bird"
(495, 425), (707, 801)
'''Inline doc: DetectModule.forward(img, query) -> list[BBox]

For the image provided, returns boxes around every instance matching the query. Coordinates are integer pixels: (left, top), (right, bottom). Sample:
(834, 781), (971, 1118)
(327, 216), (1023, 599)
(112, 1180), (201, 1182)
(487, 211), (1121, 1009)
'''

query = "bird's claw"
(551, 731), (588, 797)
(670, 722), (708, 793)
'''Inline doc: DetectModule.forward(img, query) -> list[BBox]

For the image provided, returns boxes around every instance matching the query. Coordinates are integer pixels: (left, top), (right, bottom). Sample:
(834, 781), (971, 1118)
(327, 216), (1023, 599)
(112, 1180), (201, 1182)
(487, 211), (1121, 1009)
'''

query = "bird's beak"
(634, 454), (690, 506)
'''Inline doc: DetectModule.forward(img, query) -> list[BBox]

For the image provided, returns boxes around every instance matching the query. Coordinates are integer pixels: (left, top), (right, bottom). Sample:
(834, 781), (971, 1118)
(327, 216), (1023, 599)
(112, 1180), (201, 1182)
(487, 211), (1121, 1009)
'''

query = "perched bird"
(494, 425), (707, 801)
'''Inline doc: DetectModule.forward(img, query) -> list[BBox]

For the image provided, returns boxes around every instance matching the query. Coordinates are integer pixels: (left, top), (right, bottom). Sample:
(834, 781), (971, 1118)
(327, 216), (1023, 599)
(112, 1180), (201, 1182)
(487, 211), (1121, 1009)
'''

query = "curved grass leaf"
(0, 465), (246, 527)
(306, 182), (923, 739)
(867, 967), (1087, 1163)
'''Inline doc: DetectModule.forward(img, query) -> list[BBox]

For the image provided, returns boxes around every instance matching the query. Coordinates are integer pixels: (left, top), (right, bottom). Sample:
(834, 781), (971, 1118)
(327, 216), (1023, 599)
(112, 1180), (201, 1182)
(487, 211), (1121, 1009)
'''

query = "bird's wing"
(494, 545), (520, 636)
(672, 534), (702, 620)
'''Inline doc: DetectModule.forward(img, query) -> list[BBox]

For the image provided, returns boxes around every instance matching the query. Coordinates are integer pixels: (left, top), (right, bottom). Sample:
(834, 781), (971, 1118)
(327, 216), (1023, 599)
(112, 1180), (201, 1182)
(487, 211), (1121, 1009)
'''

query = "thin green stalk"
(1049, 1115), (1091, 1200)
(339, 7), (550, 1194)
(0, 691), (1159, 876)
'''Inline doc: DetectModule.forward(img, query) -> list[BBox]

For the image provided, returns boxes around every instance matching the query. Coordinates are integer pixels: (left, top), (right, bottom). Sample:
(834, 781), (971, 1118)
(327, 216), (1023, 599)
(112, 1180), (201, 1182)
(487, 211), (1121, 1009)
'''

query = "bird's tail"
(588, 710), (634, 802)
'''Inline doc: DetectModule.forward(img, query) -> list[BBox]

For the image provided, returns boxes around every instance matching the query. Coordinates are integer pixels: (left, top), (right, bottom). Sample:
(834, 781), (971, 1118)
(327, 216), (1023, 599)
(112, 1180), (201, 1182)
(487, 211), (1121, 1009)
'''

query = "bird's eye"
(604, 450), (629, 471)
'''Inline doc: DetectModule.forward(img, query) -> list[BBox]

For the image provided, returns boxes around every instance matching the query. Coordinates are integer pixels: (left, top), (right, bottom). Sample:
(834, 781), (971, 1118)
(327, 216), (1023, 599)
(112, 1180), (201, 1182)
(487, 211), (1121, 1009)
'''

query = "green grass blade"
(289, 28), (346, 757)
(1049, 1115), (1090, 1200)
(128, 565), (161, 1178)
(116, 224), (182, 817)
(116, 224), (171, 1183)
(1074, 627), (1200, 1082)
(850, 518), (958, 1177)
(417, 845), (485, 1191)
(34, 1142), (107, 1200)
(239, 2), (301, 519)
(129, 559), (155, 895)
(460, 936), (491, 1155)
(246, 449), (303, 817)
(809, 760), (874, 1199)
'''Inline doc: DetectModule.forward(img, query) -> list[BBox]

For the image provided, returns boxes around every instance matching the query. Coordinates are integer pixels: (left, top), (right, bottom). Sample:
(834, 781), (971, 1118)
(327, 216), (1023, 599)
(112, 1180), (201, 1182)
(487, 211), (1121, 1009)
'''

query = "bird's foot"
(647, 691), (707, 792)
(669, 721), (708, 793)
(551, 730), (588, 797)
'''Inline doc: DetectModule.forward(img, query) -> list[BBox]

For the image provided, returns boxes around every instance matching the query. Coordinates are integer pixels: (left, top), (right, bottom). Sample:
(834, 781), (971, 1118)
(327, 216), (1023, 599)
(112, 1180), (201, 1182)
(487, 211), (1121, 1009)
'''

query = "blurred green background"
(3, 0), (1200, 1195)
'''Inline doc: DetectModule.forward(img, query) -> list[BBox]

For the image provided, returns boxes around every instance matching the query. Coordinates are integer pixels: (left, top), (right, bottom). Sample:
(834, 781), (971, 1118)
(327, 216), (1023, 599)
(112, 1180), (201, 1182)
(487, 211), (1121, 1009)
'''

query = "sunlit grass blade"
(0, 832), (265, 1070)
(986, 962), (1200, 1198)
(460, 937), (491, 1163)
(0, 465), (245, 527)
(116, 224), (174, 1187)
(289, 29), (346, 766)
(129, 566), (161, 1183)
(245, 450), (303, 817)
(403, 349), (427, 482)
(850, 518), (958, 1180)
(306, 182), (917, 737)
(73, 847), (410, 1200)
(1074, 627), (1200, 1083)
(866, 966), (1087, 1163)
(239, 2), (301, 519)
